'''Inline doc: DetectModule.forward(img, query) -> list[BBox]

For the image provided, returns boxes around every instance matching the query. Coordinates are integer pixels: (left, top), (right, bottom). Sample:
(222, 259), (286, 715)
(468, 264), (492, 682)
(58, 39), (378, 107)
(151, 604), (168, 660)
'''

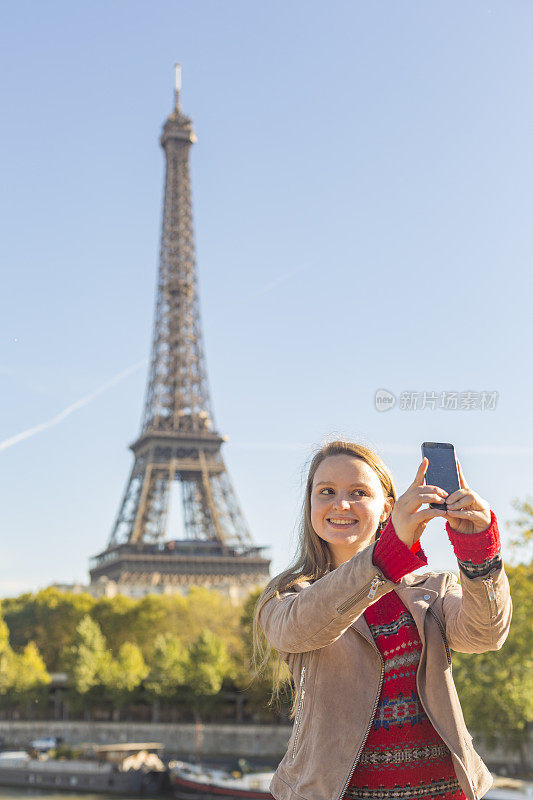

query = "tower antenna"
(174, 63), (181, 110)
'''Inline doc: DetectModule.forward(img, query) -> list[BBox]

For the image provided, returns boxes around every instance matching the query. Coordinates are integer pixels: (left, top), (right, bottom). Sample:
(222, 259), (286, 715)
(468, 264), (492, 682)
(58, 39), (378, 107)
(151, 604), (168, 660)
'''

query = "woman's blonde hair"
(251, 439), (397, 717)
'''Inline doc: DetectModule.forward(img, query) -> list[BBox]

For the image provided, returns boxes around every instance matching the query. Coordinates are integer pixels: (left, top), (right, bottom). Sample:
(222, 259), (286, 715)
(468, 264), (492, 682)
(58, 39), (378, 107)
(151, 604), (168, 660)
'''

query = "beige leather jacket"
(259, 540), (512, 800)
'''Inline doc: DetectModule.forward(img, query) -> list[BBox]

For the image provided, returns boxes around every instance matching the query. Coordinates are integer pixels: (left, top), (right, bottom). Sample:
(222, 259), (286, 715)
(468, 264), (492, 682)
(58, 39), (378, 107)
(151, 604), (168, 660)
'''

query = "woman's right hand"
(391, 458), (449, 548)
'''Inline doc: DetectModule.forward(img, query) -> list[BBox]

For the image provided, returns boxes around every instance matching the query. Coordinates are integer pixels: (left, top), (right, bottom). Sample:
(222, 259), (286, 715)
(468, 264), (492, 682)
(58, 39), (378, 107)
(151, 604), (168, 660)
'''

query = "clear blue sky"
(1, 1), (532, 596)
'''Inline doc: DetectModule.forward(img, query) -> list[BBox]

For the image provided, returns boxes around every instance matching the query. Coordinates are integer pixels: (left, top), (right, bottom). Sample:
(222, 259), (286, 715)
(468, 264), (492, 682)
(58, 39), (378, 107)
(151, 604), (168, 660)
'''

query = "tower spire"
(174, 63), (181, 112)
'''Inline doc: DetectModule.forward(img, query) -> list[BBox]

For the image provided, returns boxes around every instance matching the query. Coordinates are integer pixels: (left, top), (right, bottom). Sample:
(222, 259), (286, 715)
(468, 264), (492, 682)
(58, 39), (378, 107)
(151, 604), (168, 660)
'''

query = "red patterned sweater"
(342, 512), (501, 800)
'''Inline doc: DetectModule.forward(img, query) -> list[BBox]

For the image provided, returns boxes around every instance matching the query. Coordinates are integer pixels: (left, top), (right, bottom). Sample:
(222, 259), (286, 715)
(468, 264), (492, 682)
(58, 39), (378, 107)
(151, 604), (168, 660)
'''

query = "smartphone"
(421, 442), (460, 510)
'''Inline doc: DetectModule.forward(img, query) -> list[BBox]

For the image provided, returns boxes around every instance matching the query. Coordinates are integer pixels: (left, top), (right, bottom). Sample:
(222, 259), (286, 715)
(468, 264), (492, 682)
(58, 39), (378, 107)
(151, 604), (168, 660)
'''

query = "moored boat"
(485, 776), (533, 800)
(0, 742), (169, 795)
(168, 759), (274, 800)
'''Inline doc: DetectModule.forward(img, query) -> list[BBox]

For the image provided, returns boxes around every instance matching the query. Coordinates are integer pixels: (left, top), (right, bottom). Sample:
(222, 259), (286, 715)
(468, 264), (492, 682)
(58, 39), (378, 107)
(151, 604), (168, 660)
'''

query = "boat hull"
(0, 764), (168, 796)
(169, 771), (273, 800)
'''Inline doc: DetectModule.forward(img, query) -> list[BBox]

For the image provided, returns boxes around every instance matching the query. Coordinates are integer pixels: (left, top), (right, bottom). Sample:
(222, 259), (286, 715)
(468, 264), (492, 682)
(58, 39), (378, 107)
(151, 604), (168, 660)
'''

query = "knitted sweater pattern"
(343, 513), (501, 800)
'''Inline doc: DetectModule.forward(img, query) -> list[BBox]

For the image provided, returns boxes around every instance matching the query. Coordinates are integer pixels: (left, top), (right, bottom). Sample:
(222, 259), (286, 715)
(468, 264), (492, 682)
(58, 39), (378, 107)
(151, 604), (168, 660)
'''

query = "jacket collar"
(399, 571), (433, 586)
(350, 578), (439, 642)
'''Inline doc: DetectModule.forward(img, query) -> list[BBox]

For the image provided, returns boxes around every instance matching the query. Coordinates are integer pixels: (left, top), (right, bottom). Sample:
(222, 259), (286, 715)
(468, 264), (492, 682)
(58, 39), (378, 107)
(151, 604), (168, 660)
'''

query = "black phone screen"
(421, 442), (460, 509)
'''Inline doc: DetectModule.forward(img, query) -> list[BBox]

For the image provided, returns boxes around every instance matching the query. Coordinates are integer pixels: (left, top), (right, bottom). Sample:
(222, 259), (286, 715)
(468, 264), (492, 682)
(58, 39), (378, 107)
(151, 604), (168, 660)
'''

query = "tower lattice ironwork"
(89, 67), (270, 599)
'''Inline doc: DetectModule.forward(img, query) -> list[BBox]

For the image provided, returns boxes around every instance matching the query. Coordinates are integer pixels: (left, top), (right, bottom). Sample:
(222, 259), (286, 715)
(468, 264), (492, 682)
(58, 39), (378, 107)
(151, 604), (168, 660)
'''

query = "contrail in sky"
(0, 360), (147, 453)
(249, 263), (312, 298)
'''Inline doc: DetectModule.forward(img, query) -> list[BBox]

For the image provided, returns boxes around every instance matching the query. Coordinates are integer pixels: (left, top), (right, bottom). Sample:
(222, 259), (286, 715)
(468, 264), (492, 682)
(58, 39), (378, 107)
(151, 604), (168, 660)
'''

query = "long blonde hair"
(251, 439), (397, 717)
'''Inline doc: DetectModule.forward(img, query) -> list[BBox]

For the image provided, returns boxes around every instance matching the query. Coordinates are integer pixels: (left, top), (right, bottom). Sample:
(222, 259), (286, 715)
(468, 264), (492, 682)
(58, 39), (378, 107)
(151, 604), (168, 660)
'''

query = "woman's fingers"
(394, 459), (460, 546)
(415, 506), (447, 521)
(410, 459), (428, 489)
(407, 492), (446, 508)
(421, 484), (448, 497)
(402, 486), (448, 510)
(411, 506), (448, 531)
(446, 488), (487, 513)
(398, 455), (491, 540)
(405, 496), (446, 513)
(445, 488), (468, 506)
(444, 509), (473, 518)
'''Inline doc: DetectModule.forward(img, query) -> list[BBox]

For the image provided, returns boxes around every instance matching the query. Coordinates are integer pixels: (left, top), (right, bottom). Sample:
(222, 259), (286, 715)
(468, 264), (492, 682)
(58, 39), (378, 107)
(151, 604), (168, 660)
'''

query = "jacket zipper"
(291, 665), (306, 759)
(335, 635), (384, 800)
(414, 628), (476, 800)
(482, 576), (497, 619)
(336, 574), (386, 614)
(428, 607), (452, 666)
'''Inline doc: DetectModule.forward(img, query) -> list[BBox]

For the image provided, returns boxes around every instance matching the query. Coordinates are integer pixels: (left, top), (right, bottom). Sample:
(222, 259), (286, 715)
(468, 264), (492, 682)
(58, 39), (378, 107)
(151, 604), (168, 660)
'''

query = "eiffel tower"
(89, 67), (270, 601)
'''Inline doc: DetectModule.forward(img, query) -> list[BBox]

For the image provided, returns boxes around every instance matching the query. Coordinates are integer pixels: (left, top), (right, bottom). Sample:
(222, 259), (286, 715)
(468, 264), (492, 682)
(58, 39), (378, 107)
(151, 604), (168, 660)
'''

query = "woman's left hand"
(444, 458), (491, 534)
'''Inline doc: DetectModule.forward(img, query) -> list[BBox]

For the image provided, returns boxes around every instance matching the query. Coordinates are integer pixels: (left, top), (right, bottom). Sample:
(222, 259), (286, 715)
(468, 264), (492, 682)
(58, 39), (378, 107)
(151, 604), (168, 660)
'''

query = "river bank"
(0, 722), (529, 779)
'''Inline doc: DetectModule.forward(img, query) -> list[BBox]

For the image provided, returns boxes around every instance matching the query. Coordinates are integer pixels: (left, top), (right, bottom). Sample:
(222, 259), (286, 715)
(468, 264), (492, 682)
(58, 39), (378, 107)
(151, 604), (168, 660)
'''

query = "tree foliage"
(0, 614), (17, 696)
(2, 587), (94, 671)
(238, 588), (290, 718)
(0, 588), (249, 718)
(144, 633), (187, 701)
(103, 642), (149, 709)
(183, 628), (234, 721)
(452, 507), (533, 760)
(0, 607), (50, 705)
(60, 615), (111, 695)
(508, 496), (533, 562)
(13, 641), (50, 699)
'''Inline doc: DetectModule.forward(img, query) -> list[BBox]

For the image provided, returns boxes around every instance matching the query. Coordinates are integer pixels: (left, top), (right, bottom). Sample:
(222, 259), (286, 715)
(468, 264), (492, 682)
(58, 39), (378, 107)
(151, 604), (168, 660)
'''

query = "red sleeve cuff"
(373, 518), (428, 583)
(445, 510), (500, 562)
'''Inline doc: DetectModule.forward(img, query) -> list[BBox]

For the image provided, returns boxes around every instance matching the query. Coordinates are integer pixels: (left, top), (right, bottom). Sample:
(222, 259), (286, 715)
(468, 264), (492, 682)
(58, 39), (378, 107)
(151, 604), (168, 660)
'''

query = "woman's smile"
(327, 517), (358, 529)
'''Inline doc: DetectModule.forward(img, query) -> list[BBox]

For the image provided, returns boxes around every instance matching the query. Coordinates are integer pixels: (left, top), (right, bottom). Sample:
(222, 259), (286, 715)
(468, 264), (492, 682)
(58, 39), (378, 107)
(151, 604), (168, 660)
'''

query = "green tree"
(0, 608), (50, 714)
(184, 628), (234, 722)
(103, 642), (149, 718)
(237, 588), (290, 722)
(508, 496), (533, 562)
(0, 613), (17, 703)
(90, 595), (137, 655)
(12, 641), (50, 712)
(181, 587), (245, 655)
(452, 507), (533, 767)
(111, 594), (184, 663)
(60, 614), (112, 714)
(145, 633), (187, 721)
(2, 588), (94, 671)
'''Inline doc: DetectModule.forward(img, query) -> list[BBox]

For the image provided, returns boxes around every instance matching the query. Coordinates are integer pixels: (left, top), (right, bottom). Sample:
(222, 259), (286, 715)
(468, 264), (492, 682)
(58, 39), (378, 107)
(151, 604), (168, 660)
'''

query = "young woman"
(253, 440), (512, 800)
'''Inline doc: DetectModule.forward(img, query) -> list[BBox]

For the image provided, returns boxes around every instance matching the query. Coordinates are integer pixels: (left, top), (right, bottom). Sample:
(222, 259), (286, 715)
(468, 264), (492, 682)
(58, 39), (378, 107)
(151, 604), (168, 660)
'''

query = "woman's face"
(310, 454), (392, 568)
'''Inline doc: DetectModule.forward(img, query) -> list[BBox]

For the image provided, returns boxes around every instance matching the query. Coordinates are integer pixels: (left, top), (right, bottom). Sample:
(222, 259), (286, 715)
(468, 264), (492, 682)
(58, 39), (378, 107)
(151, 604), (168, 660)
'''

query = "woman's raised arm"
(442, 511), (512, 652)
(259, 540), (394, 653)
